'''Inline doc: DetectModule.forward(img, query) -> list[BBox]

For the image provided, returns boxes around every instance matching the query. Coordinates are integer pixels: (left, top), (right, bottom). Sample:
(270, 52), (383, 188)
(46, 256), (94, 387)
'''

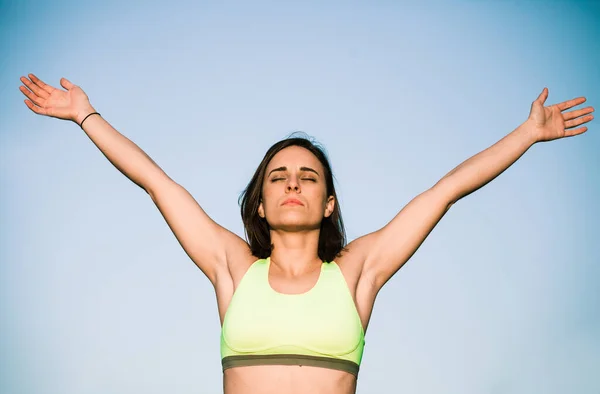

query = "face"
(258, 146), (335, 232)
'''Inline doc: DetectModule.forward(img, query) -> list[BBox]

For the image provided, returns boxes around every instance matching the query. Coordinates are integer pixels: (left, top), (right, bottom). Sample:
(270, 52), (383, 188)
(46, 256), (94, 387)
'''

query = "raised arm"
(19, 74), (250, 285)
(354, 88), (594, 291)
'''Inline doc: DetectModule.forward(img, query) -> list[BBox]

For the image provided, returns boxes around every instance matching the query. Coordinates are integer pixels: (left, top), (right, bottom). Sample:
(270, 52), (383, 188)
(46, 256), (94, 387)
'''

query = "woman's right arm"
(19, 74), (249, 285)
(80, 112), (249, 284)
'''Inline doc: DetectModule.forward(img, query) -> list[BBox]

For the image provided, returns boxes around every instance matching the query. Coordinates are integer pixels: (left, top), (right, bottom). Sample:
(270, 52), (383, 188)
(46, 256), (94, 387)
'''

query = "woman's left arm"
(358, 88), (594, 290)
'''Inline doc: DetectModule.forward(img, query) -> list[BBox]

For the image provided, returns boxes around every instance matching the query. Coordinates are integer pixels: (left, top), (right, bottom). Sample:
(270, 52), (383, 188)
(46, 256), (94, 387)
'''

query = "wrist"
(516, 119), (541, 146)
(74, 105), (97, 125)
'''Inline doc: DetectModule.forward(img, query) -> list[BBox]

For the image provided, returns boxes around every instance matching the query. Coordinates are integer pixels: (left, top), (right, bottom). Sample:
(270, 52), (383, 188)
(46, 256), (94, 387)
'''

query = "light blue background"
(1, 1), (598, 393)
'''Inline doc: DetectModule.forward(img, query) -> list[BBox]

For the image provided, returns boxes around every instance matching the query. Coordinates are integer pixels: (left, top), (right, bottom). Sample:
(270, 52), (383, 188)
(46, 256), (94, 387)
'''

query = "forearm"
(436, 120), (538, 204)
(77, 107), (169, 192)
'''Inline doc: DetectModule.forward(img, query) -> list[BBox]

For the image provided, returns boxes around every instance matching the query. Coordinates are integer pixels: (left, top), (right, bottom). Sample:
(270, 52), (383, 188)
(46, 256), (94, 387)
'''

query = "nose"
(286, 177), (301, 193)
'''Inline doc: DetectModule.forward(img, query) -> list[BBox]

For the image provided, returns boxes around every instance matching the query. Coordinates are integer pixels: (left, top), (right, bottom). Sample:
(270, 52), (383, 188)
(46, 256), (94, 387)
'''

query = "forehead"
(266, 146), (323, 171)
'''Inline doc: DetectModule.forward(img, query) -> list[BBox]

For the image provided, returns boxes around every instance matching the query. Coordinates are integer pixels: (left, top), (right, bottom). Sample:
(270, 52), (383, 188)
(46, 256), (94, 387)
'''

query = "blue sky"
(1, 1), (599, 393)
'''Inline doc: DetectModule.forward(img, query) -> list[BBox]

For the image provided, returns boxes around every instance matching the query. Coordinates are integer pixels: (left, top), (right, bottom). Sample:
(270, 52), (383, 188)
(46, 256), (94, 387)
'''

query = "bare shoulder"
(335, 232), (378, 291)
(227, 251), (259, 286)
(336, 233), (381, 331)
(212, 236), (257, 324)
(211, 230), (254, 288)
(217, 230), (258, 289)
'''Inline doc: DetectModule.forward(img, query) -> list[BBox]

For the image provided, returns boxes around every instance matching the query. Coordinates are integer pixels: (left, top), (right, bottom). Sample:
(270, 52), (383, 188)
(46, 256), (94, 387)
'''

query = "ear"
(258, 200), (265, 218)
(324, 196), (335, 218)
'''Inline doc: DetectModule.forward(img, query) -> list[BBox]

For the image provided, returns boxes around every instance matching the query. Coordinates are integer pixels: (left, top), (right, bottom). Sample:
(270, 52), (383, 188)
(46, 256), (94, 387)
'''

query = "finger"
(563, 126), (588, 138)
(60, 77), (75, 90)
(28, 73), (54, 95)
(19, 85), (45, 106)
(564, 114), (594, 129)
(557, 96), (586, 111)
(20, 76), (49, 99)
(536, 87), (548, 105)
(24, 99), (49, 116)
(563, 106), (594, 121)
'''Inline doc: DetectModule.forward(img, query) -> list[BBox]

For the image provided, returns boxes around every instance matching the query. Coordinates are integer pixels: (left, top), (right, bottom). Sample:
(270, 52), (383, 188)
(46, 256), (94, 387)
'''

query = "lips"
(282, 198), (304, 206)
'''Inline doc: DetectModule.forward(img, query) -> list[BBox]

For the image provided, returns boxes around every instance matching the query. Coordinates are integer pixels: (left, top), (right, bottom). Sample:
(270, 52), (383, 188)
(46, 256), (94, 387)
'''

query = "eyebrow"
(267, 166), (320, 176)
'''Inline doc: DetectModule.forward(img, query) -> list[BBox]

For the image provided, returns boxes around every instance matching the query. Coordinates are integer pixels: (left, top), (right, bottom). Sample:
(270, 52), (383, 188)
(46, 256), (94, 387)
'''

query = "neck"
(269, 229), (322, 276)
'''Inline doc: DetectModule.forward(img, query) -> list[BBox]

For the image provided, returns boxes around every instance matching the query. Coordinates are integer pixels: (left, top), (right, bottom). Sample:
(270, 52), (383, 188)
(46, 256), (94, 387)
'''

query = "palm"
(528, 88), (594, 142)
(37, 88), (75, 118)
(19, 74), (91, 123)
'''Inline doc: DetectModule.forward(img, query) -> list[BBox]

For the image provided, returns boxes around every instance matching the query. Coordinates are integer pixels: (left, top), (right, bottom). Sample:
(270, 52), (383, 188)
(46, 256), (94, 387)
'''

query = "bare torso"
(223, 365), (357, 394)
(214, 252), (377, 394)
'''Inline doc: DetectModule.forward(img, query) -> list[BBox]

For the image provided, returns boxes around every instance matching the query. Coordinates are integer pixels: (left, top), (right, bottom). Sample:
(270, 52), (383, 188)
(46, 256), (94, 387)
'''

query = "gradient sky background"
(1, 1), (599, 393)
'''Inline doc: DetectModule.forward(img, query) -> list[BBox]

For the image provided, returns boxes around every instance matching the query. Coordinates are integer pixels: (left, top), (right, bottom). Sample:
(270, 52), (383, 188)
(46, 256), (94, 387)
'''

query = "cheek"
(315, 185), (328, 202)
(261, 186), (279, 211)
(309, 188), (328, 210)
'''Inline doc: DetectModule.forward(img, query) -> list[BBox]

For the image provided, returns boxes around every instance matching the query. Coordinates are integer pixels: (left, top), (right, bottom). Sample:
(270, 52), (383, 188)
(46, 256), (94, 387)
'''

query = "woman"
(19, 74), (594, 394)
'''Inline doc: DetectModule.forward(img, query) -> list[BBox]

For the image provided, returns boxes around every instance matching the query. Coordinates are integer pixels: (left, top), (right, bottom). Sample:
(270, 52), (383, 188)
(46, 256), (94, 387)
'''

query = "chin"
(268, 214), (321, 232)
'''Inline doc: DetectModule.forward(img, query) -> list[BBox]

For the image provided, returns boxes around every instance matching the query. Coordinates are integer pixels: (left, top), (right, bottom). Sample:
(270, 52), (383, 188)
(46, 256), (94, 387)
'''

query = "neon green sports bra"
(220, 257), (366, 377)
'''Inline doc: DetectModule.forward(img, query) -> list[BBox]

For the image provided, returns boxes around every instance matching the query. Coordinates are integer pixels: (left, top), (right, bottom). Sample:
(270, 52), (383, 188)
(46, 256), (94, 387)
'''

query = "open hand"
(19, 74), (95, 125)
(528, 88), (594, 142)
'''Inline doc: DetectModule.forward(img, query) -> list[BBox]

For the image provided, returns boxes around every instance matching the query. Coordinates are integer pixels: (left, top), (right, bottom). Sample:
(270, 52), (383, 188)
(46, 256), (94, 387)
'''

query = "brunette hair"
(239, 134), (346, 262)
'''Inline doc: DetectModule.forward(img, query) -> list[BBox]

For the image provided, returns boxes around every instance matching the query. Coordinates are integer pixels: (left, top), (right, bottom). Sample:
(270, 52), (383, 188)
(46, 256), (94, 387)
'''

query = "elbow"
(430, 180), (458, 212)
(145, 173), (177, 202)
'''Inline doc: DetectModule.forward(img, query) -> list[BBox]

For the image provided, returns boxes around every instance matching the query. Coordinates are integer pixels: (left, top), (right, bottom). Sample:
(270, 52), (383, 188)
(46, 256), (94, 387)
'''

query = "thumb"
(535, 87), (548, 105)
(60, 77), (75, 90)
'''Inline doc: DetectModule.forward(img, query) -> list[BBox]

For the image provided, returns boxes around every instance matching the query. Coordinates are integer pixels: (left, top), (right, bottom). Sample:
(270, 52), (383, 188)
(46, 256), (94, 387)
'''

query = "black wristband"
(79, 112), (101, 128)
